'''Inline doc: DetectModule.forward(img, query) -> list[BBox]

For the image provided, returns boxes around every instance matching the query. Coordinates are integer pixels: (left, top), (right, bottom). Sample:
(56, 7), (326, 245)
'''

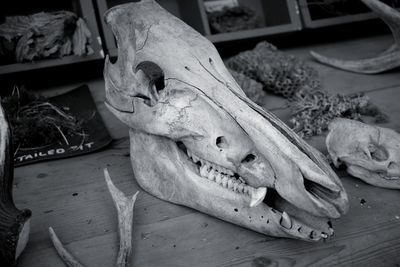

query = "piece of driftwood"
(0, 104), (32, 266)
(103, 0), (349, 242)
(310, 0), (400, 73)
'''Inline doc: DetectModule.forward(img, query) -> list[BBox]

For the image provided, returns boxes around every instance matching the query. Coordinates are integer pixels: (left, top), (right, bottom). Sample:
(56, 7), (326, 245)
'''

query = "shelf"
(95, 0), (303, 55)
(0, 0), (104, 76)
(298, 0), (400, 28)
(0, 54), (103, 75)
(204, 0), (302, 43)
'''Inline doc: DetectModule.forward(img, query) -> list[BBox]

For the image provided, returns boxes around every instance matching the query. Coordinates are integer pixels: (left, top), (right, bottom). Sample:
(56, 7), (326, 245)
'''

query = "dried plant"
(0, 11), (93, 64)
(1, 86), (86, 150)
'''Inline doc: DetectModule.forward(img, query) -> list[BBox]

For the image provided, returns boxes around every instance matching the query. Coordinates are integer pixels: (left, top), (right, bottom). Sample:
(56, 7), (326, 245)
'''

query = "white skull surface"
(327, 119), (400, 189)
(103, 0), (348, 241)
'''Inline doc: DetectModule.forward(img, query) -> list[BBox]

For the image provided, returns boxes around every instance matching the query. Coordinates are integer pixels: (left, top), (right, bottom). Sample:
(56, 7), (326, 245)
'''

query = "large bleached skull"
(327, 118), (400, 189)
(103, 0), (348, 241)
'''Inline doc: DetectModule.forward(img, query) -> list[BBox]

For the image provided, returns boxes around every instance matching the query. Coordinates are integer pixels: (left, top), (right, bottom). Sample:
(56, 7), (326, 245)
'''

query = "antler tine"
(48, 227), (84, 267)
(104, 168), (139, 267)
(310, 0), (400, 74)
(49, 170), (139, 267)
(361, 0), (400, 45)
(309, 49), (400, 74)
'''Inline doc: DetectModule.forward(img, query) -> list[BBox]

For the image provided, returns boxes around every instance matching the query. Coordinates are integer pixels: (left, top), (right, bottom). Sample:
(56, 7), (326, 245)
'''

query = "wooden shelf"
(0, 0), (104, 76)
(0, 54), (103, 75)
(204, 0), (302, 43)
(95, 0), (303, 56)
(298, 0), (399, 29)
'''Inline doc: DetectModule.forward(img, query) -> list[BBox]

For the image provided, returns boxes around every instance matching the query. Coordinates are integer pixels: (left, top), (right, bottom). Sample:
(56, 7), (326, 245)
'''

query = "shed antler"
(0, 103), (32, 267)
(49, 169), (139, 267)
(311, 0), (400, 74)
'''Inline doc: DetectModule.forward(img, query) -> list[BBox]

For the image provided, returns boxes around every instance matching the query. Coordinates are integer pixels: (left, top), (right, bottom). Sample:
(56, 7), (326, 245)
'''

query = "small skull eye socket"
(369, 144), (389, 162)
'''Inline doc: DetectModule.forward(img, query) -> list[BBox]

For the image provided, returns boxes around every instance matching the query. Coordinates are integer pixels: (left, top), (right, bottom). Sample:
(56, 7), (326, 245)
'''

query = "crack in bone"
(136, 25), (153, 52)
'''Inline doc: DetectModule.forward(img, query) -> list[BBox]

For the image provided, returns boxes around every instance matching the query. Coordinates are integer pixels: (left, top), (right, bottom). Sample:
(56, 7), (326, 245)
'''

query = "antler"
(104, 169), (139, 267)
(310, 0), (400, 74)
(0, 104), (32, 267)
(49, 169), (139, 267)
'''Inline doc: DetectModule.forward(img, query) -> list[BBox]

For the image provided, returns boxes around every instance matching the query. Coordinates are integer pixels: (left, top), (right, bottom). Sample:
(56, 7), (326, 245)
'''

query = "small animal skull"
(326, 118), (400, 189)
(103, 0), (348, 241)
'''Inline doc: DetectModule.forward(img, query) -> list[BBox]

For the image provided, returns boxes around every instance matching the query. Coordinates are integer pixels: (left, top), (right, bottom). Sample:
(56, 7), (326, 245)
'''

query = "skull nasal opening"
(216, 136), (228, 149)
(241, 153), (256, 164)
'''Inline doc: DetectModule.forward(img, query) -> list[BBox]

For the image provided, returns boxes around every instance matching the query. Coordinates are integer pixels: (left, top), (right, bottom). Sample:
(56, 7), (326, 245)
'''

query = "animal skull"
(327, 118), (400, 189)
(103, 0), (349, 241)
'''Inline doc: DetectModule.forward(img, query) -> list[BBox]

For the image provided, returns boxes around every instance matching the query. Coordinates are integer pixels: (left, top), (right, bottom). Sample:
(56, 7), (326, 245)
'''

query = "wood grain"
(15, 34), (400, 267)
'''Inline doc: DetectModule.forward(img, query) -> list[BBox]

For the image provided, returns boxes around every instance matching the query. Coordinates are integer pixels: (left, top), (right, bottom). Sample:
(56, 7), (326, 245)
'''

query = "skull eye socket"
(369, 144), (388, 162)
(136, 61), (165, 95)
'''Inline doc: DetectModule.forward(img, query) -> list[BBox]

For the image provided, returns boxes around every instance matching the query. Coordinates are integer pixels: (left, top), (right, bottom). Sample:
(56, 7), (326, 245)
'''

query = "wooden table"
(16, 34), (400, 266)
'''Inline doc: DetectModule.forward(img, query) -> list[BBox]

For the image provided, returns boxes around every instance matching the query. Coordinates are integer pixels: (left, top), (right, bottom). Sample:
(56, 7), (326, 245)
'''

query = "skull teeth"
(249, 187), (267, 207)
(280, 211), (292, 229)
(329, 227), (334, 236)
(186, 148), (266, 206)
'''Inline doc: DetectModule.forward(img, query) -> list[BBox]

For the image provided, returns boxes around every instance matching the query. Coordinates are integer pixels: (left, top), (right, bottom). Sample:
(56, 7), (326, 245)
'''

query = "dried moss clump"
(226, 42), (320, 98)
(227, 41), (387, 138)
(290, 89), (388, 139)
(1, 87), (85, 150)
